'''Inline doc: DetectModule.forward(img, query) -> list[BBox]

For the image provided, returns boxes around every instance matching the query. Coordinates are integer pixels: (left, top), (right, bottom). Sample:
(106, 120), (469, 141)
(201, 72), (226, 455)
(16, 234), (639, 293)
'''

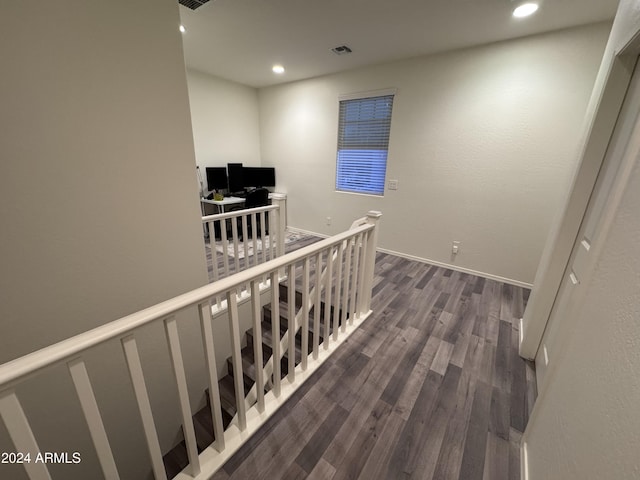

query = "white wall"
(525, 151), (640, 480)
(186, 69), (261, 189)
(524, 1), (640, 478)
(0, 2), (208, 479)
(258, 23), (610, 285)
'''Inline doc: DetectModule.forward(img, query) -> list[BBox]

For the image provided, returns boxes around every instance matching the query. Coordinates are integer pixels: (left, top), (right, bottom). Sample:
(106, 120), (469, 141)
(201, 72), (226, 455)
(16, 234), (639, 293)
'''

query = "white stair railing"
(203, 201), (286, 310)
(0, 211), (381, 480)
(203, 193), (287, 284)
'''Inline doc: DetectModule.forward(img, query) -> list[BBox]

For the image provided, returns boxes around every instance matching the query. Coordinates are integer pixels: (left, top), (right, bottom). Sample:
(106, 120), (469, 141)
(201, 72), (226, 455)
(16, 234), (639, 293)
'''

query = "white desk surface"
(200, 192), (284, 206)
(200, 196), (245, 206)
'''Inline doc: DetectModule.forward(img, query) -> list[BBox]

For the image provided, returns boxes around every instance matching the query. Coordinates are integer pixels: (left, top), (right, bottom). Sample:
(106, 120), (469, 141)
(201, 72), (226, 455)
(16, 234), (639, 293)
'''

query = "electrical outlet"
(388, 179), (398, 190)
(452, 241), (461, 254)
(326, 216), (332, 226)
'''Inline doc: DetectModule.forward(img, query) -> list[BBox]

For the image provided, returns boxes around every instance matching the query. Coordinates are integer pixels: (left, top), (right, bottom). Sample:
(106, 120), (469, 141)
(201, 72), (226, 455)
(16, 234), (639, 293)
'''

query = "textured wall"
(525, 111), (640, 480)
(187, 69), (262, 178)
(258, 23), (610, 285)
(0, 2), (208, 479)
(525, 0), (640, 478)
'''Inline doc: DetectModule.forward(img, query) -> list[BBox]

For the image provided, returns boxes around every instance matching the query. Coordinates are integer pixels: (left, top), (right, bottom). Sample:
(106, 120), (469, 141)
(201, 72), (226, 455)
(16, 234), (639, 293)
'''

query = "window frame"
(335, 88), (396, 197)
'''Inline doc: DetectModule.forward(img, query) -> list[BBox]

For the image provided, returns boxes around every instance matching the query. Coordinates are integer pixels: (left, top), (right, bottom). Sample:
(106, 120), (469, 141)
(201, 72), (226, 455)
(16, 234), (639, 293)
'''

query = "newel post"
(270, 193), (287, 258)
(362, 210), (382, 313)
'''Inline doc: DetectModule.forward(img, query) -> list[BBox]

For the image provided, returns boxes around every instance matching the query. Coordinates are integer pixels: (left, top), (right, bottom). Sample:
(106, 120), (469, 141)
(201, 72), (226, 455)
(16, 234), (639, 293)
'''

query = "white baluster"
(220, 220), (230, 278)
(0, 391), (52, 480)
(251, 281), (265, 412)
(121, 335), (168, 480)
(68, 358), (120, 480)
(324, 246), (334, 349)
(287, 263), (296, 382)
(164, 316), (201, 477)
(341, 238), (353, 332)
(313, 251), (322, 359)
(270, 271), (281, 397)
(357, 231), (369, 316)
(260, 211), (267, 264)
(241, 214), (249, 271)
(349, 234), (361, 324)
(333, 242), (344, 341)
(251, 213), (259, 267)
(226, 292), (247, 430)
(301, 258), (310, 370)
(198, 303), (225, 452)
(269, 209), (277, 261)
(270, 193), (287, 259)
(362, 211), (382, 313)
(208, 220), (216, 284)
(210, 221), (222, 309)
(231, 219), (240, 278)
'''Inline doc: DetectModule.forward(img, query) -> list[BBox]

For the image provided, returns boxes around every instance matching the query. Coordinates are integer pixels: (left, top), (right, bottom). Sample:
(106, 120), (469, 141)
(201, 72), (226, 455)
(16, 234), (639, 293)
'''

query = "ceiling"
(178, 0), (619, 88)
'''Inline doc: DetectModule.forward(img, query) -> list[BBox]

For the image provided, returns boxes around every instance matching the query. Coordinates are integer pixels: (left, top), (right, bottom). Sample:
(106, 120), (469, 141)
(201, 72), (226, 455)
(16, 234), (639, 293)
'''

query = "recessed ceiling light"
(272, 65), (285, 74)
(513, 3), (539, 18)
(179, 25), (186, 33)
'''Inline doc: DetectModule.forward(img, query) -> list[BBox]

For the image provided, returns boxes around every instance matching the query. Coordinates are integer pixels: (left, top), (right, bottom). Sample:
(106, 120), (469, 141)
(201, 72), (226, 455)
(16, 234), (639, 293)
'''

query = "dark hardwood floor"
(211, 250), (536, 480)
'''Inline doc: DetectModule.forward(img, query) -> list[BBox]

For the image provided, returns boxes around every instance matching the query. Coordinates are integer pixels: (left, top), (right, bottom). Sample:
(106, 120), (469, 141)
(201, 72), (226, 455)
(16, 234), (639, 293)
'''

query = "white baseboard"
(287, 226), (533, 288)
(376, 247), (533, 288)
(286, 226), (330, 238)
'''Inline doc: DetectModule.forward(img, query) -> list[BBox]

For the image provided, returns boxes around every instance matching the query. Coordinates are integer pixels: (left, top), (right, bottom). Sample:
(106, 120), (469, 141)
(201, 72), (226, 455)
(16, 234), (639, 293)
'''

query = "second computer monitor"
(227, 163), (245, 193)
(244, 167), (276, 188)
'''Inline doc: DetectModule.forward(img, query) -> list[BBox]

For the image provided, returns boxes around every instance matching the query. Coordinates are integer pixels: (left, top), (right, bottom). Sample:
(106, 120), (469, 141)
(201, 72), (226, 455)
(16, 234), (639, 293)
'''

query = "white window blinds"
(336, 93), (394, 195)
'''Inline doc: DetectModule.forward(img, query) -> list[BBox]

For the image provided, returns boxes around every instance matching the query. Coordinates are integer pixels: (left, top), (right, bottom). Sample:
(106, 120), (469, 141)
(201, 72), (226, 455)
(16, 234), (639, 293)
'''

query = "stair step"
(162, 284), (342, 479)
(226, 345), (274, 390)
(262, 300), (340, 339)
(245, 321), (293, 374)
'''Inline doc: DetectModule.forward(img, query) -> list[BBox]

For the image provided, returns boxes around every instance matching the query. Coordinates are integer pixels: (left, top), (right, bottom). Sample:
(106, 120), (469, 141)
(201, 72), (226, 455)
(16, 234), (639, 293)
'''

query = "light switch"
(388, 179), (398, 190)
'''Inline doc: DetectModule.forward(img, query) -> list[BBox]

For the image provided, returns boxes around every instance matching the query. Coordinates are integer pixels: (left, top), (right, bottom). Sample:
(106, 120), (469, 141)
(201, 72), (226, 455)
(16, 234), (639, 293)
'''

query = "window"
(336, 91), (395, 196)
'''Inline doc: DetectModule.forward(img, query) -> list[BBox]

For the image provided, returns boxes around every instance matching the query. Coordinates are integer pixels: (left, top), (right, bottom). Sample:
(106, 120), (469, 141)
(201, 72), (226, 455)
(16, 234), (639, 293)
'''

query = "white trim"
(286, 226), (532, 288)
(519, 318), (524, 346)
(377, 246), (533, 288)
(338, 87), (397, 101)
(335, 189), (385, 199)
(519, 40), (640, 359)
(286, 226), (330, 239)
(521, 440), (529, 480)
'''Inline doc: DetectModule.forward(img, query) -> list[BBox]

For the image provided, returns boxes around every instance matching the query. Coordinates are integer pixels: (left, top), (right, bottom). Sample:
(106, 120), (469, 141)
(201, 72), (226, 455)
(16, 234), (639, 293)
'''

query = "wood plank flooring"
(212, 251), (535, 480)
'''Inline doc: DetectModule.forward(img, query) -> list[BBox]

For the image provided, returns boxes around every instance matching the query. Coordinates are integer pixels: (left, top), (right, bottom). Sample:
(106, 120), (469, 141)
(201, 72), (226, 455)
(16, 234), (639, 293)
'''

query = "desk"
(201, 193), (284, 214)
(201, 196), (245, 213)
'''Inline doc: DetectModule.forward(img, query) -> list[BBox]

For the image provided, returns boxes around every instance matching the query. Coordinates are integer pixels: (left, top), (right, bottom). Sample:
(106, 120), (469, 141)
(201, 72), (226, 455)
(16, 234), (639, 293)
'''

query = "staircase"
(0, 211), (380, 480)
(162, 282), (342, 479)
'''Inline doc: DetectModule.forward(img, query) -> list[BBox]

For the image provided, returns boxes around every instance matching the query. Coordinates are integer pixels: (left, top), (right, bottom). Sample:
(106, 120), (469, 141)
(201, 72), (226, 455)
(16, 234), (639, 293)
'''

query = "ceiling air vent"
(179, 0), (212, 11)
(331, 45), (353, 55)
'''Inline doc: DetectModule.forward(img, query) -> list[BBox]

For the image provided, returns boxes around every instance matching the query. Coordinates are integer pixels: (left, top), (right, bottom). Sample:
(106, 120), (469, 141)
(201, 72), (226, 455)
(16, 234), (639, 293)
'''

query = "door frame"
(519, 27), (640, 361)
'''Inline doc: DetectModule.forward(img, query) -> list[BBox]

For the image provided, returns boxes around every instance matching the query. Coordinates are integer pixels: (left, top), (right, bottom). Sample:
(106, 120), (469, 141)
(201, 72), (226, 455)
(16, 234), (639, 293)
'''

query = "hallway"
(212, 252), (536, 480)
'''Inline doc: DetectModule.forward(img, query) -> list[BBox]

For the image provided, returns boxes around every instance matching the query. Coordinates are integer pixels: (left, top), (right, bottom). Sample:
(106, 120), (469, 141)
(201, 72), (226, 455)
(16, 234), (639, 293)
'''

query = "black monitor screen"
(227, 163), (245, 193)
(244, 167), (276, 188)
(206, 167), (228, 190)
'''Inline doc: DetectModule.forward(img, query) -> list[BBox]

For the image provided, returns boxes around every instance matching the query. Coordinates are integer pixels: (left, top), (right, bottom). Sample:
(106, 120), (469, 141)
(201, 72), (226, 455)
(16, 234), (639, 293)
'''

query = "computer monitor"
(244, 167), (276, 188)
(206, 167), (228, 191)
(227, 163), (245, 193)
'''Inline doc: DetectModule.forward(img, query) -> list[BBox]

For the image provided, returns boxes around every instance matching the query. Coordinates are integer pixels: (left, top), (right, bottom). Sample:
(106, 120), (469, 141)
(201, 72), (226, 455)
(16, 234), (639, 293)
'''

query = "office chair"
(244, 188), (269, 208)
